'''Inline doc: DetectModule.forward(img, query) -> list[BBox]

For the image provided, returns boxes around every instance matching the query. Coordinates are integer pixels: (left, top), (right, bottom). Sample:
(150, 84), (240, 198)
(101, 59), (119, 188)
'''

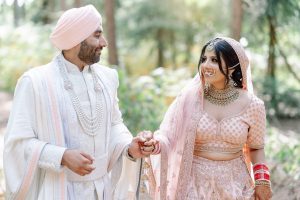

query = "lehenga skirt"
(185, 155), (254, 200)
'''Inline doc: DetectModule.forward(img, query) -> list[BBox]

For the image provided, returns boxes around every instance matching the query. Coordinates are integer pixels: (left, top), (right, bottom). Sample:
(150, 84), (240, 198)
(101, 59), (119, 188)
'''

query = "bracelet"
(253, 163), (269, 171)
(254, 173), (270, 181)
(255, 180), (271, 187)
(253, 163), (271, 182)
(254, 169), (270, 175)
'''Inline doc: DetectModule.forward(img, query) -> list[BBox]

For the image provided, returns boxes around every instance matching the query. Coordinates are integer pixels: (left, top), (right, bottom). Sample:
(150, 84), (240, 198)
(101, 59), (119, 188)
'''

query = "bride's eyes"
(201, 56), (218, 63)
(212, 58), (218, 63)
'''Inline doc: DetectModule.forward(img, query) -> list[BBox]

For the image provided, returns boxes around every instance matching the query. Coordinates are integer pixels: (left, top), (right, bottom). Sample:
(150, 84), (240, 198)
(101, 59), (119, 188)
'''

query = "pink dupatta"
(145, 75), (203, 199)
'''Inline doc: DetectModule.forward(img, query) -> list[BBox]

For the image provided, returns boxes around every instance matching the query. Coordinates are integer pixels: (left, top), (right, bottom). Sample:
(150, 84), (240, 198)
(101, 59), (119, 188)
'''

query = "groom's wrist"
(125, 145), (137, 162)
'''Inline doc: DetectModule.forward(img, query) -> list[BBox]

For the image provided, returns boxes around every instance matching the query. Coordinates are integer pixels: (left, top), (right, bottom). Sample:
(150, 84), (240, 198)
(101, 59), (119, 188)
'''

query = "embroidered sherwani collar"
(60, 53), (90, 74)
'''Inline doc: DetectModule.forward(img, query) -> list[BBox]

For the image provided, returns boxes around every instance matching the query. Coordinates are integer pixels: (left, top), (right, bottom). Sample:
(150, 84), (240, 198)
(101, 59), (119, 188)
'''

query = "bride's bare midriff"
(194, 150), (243, 161)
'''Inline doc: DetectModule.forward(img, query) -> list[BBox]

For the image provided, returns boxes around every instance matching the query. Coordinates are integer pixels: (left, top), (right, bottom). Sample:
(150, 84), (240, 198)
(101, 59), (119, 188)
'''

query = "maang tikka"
(206, 38), (222, 52)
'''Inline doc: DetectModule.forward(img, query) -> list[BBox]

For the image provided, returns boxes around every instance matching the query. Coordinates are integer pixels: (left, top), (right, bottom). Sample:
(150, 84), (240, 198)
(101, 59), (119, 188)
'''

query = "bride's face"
(200, 49), (227, 89)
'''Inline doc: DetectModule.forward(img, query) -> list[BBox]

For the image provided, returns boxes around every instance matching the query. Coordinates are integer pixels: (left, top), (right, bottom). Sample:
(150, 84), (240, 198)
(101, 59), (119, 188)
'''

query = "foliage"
(118, 66), (193, 135)
(266, 125), (300, 179)
(117, 0), (231, 70)
(117, 69), (166, 135)
(261, 77), (300, 119)
(252, 63), (300, 119)
(0, 24), (56, 92)
(244, 0), (300, 44)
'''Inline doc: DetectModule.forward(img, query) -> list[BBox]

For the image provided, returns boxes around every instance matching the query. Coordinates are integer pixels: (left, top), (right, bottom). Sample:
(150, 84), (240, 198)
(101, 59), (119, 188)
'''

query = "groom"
(4, 4), (157, 200)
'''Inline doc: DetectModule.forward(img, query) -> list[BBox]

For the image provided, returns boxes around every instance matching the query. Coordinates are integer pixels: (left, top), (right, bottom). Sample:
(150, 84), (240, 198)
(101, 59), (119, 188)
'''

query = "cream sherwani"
(4, 54), (140, 200)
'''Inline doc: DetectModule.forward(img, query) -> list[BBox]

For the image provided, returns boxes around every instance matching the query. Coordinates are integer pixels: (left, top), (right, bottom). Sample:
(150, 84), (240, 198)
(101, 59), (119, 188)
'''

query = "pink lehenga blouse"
(186, 93), (266, 200)
(143, 75), (266, 200)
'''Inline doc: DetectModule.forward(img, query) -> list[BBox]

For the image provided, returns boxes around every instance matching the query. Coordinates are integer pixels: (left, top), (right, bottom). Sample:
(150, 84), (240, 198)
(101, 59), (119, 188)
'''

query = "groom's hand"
(61, 149), (95, 176)
(140, 131), (159, 153)
(128, 135), (147, 159)
(128, 131), (159, 158)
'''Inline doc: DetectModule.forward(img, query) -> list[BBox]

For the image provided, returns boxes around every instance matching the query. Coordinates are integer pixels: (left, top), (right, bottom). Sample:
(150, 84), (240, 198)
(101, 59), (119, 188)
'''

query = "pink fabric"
(143, 37), (263, 200)
(146, 75), (203, 199)
(195, 95), (266, 153)
(186, 156), (254, 200)
(50, 4), (102, 50)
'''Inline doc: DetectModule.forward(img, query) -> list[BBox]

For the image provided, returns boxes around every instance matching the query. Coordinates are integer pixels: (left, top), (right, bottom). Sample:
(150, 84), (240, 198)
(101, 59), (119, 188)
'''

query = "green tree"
(244, 0), (300, 118)
(120, 0), (183, 67)
(245, 0), (300, 79)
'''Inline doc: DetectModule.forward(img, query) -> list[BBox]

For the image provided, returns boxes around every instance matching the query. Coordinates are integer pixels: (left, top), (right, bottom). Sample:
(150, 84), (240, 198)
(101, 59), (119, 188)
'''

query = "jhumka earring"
(228, 76), (237, 87)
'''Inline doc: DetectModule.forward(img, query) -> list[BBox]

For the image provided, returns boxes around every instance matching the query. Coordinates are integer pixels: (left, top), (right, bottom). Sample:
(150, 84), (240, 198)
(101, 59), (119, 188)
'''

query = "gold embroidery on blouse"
(194, 145), (243, 154)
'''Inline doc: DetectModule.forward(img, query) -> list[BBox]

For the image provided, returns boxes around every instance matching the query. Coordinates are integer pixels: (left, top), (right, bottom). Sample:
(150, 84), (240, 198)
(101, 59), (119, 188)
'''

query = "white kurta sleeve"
(38, 144), (66, 172)
(111, 70), (131, 139)
(5, 76), (66, 173)
(110, 76), (141, 199)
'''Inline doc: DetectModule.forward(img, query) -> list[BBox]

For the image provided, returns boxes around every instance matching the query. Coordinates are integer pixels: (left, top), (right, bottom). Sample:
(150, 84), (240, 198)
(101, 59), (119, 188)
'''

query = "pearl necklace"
(56, 54), (103, 136)
(204, 84), (239, 106)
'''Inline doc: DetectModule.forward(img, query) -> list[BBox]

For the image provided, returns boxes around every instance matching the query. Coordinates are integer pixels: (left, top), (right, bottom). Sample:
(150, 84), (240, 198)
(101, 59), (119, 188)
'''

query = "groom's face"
(78, 26), (107, 65)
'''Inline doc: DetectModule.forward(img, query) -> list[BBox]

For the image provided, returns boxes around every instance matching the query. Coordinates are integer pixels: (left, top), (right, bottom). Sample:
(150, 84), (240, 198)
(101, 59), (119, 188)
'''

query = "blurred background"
(0, 0), (300, 199)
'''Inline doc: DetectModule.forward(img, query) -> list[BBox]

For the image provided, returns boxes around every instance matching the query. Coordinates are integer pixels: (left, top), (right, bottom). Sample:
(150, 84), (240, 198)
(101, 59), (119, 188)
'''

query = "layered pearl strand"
(56, 54), (103, 136)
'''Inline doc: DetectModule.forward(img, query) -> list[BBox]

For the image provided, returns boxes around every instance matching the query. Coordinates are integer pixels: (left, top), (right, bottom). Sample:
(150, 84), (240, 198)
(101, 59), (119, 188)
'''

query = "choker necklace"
(56, 54), (103, 136)
(204, 83), (239, 106)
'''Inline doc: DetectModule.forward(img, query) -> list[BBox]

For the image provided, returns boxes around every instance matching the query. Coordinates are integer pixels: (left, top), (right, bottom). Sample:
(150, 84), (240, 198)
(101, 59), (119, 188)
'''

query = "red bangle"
(254, 173), (270, 180)
(253, 163), (269, 172)
(254, 170), (270, 175)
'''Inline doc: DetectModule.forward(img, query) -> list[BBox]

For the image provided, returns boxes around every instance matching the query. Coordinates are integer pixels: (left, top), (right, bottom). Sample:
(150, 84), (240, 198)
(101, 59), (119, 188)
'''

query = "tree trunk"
(170, 32), (177, 68)
(0, 4), (4, 23)
(231, 0), (243, 41)
(265, 14), (278, 114)
(19, 3), (26, 21)
(13, 0), (20, 27)
(156, 29), (165, 67)
(74, 0), (81, 7)
(267, 15), (277, 78)
(104, 0), (119, 66)
(49, 0), (55, 12)
(61, 0), (67, 10)
(40, 0), (51, 24)
(184, 26), (193, 64)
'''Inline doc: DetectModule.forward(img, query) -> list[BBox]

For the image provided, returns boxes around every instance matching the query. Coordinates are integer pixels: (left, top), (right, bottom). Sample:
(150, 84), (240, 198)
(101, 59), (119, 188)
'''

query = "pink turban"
(50, 5), (102, 50)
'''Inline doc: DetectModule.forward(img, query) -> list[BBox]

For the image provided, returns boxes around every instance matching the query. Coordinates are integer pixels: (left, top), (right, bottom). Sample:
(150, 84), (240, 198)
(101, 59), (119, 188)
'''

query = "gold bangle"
(255, 180), (271, 187)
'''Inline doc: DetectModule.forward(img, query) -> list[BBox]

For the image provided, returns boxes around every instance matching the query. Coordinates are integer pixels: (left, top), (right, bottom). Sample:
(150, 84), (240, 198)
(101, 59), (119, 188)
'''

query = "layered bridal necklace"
(204, 83), (239, 106)
(57, 54), (103, 136)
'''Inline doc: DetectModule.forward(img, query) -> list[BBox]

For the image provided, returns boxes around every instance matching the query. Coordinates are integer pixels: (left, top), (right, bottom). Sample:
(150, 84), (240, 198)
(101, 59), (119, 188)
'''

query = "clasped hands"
(127, 130), (160, 159)
(61, 130), (159, 176)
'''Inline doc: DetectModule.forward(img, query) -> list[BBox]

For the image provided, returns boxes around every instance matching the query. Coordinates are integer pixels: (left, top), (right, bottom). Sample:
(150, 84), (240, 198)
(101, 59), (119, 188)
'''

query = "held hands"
(61, 149), (95, 176)
(142, 131), (161, 155)
(128, 130), (160, 159)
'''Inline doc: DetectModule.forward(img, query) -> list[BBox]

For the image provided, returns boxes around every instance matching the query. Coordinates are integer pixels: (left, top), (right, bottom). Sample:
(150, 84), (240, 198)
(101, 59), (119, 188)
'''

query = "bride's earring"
(229, 75), (237, 87)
